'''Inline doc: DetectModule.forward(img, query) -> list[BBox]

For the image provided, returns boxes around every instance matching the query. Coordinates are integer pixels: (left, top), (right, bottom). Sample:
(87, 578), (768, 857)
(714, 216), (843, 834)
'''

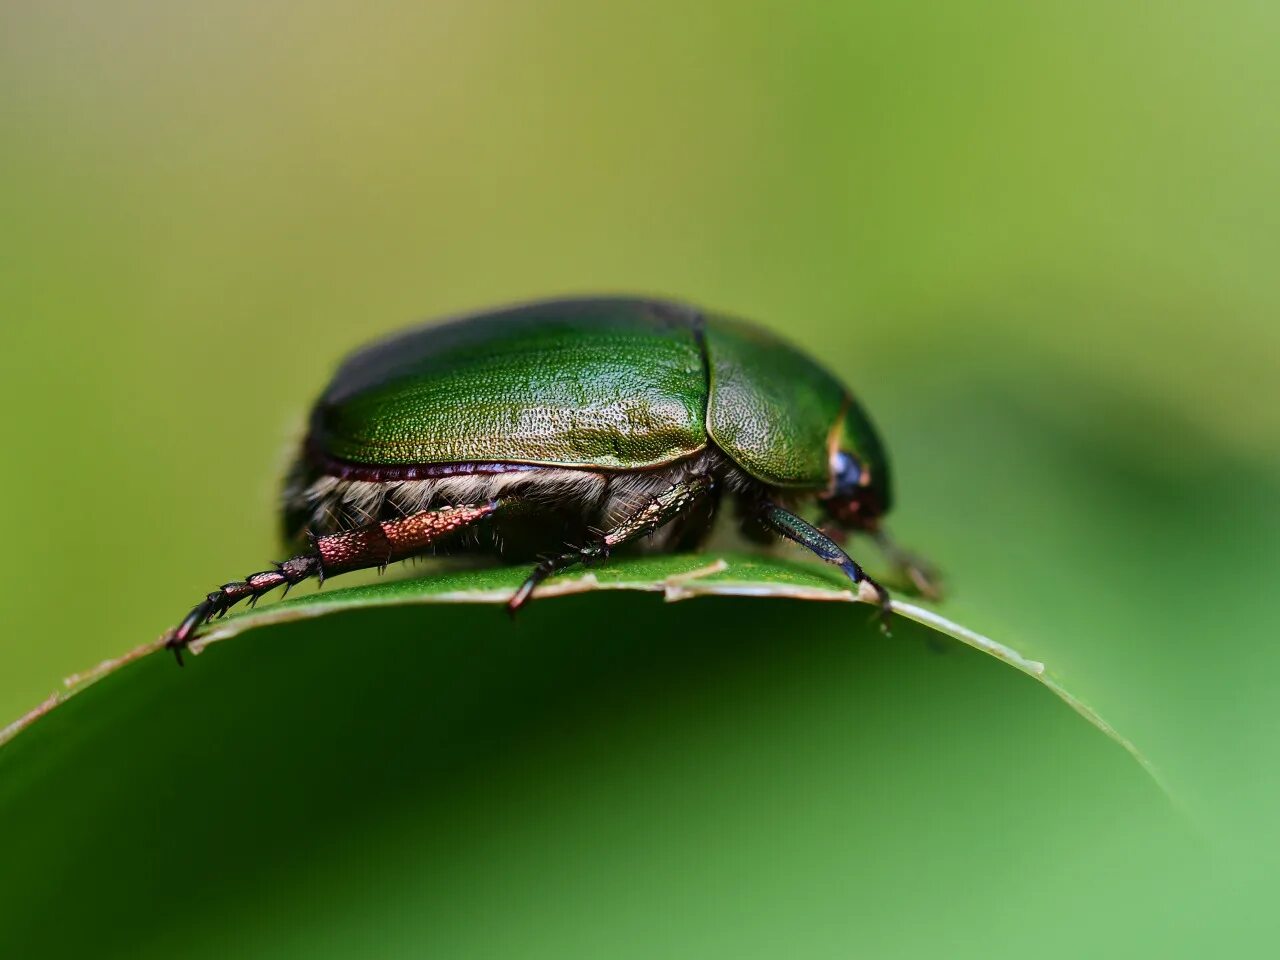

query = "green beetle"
(169, 297), (933, 659)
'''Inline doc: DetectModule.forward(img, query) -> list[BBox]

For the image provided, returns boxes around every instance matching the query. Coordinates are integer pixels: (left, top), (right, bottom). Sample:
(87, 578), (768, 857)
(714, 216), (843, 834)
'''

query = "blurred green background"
(2, 0), (1278, 955)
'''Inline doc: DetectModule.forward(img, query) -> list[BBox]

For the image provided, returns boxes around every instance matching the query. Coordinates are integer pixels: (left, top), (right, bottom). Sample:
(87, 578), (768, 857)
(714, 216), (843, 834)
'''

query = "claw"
(507, 577), (537, 616)
(869, 578), (893, 635)
(168, 597), (216, 667)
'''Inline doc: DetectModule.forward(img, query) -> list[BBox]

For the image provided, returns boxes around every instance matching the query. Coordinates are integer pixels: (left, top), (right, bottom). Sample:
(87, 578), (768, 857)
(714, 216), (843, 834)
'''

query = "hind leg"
(167, 499), (502, 662)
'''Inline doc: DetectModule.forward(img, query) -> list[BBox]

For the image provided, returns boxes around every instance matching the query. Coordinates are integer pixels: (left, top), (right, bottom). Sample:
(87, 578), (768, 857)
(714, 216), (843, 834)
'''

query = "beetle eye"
(832, 450), (865, 496)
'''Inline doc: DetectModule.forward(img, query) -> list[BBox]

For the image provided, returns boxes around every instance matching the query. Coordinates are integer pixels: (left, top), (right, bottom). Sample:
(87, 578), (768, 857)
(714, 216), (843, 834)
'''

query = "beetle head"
(820, 396), (893, 532)
(820, 449), (889, 532)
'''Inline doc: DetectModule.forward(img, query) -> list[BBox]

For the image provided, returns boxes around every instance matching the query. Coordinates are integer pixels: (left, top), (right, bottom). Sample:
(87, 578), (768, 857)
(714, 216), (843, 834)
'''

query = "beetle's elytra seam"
(304, 441), (545, 482)
(303, 436), (714, 483)
(690, 310), (714, 435)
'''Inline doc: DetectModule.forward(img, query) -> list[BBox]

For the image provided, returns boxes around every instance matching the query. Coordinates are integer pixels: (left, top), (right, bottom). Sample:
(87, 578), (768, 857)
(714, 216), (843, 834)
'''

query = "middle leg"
(507, 473), (715, 611)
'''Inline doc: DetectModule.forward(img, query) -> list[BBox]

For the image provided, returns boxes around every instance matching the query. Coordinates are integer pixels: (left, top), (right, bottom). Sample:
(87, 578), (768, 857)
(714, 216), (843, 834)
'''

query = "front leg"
(508, 474), (714, 612)
(757, 500), (892, 629)
(167, 499), (501, 663)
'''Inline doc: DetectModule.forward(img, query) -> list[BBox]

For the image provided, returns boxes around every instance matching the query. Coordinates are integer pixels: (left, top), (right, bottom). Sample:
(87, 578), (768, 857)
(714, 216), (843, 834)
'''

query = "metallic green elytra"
(315, 299), (709, 471)
(313, 297), (888, 500)
(168, 296), (932, 661)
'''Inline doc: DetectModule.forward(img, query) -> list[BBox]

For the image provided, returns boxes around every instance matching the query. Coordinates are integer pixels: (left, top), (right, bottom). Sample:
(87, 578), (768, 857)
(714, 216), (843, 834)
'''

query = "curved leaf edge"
(0, 553), (1169, 798)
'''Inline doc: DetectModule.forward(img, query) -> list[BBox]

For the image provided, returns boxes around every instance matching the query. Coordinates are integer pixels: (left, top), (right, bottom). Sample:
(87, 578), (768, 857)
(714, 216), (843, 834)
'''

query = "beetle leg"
(167, 499), (501, 664)
(508, 474), (714, 613)
(756, 501), (892, 631)
(871, 528), (943, 601)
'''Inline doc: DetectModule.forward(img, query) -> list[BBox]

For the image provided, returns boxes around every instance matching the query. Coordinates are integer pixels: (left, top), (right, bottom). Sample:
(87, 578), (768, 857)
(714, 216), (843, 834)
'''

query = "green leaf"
(0, 553), (1155, 776)
(0, 554), (1170, 958)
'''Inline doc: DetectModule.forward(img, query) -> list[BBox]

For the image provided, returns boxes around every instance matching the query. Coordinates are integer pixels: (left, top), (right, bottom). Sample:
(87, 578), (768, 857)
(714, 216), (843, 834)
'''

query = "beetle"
(168, 296), (935, 661)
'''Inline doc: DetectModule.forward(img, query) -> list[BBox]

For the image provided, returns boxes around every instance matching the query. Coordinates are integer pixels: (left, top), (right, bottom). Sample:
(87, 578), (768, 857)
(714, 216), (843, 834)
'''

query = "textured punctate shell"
(312, 298), (709, 470)
(309, 297), (889, 502)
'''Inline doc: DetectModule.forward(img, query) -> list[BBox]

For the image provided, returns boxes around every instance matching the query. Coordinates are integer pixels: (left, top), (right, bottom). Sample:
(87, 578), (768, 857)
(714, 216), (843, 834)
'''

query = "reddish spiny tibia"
(167, 500), (500, 663)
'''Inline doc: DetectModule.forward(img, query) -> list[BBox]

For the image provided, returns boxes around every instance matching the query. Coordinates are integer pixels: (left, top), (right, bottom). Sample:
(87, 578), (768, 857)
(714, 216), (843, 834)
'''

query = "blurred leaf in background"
(1, 0), (1278, 956)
